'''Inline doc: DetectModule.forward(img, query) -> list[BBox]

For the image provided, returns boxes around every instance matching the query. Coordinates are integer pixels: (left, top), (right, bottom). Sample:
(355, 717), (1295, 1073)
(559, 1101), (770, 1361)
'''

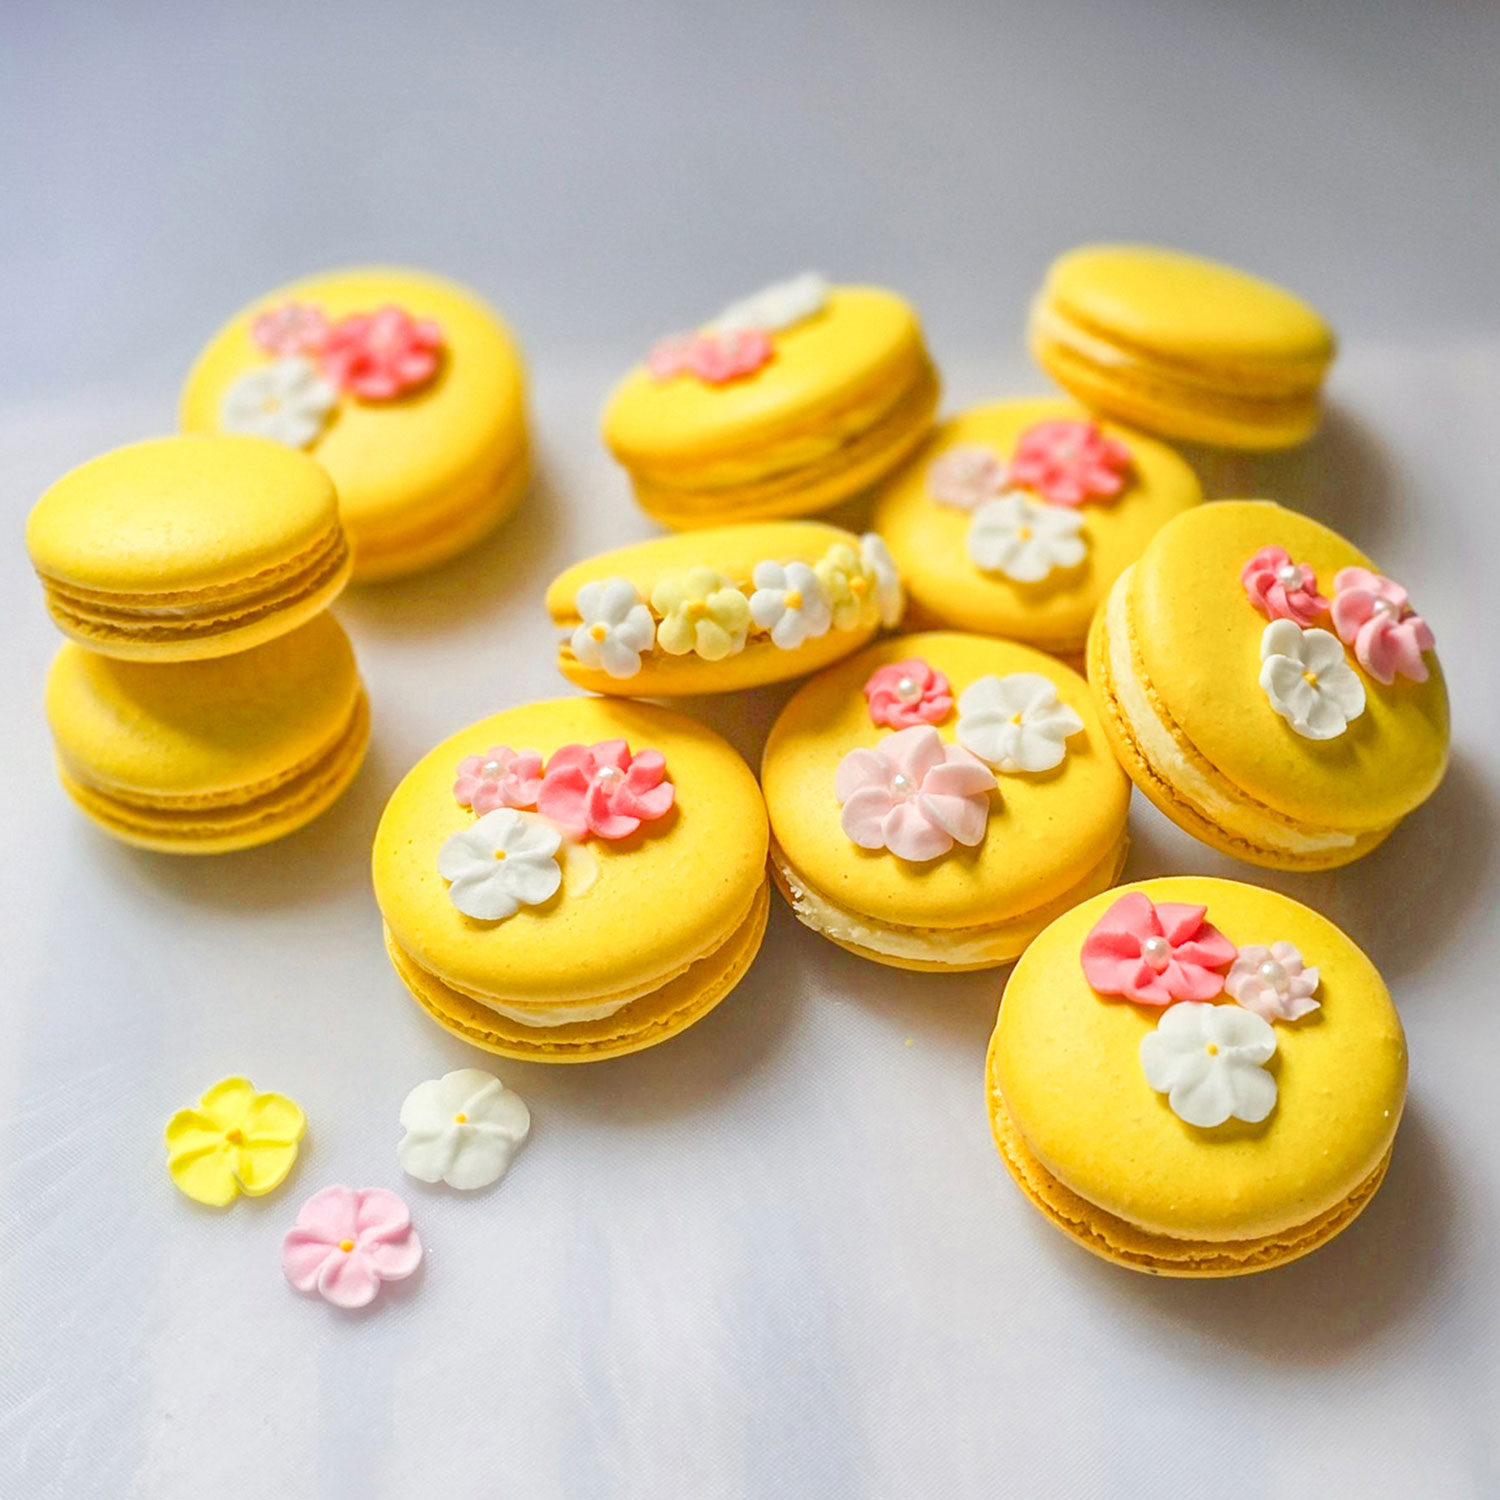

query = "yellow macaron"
(1089, 500), (1448, 870)
(871, 398), (1201, 659)
(27, 434), (350, 662)
(46, 612), (369, 854)
(603, 274), (939, 528)
(181, 266), (529, 581)
(547, 521), (904, 696)
(373, 696), (770, 1062)
(1029, 245), (1337, 449)
(761, 632), (1130, 971)
(988, 877), (1406, 1276)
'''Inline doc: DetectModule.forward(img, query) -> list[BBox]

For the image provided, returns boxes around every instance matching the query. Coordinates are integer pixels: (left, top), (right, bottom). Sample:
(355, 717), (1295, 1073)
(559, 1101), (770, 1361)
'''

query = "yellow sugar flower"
(650, 566), (751, 661)
(165, 1076), (306, 1207)
(814, 542), (880, 631)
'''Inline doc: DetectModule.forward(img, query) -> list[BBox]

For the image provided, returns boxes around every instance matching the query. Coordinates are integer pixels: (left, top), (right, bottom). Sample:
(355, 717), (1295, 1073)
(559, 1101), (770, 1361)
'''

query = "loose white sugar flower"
(1224, 942), (1321, 1022)
(967, 492), (1086, 582)
(1259, 620), (1366, 740)
(749, 560), (832, 649)
(1140, 1001), (1278, 1129)
(712, 272), (830, 334)
(955, 673), (1085, 773)
(437, 809), (563, 921)
(397, 1068), (531, 1190)
(219, 356), (337, 449)
(571, 577), (656, 678)
(860, 532), (905, 626)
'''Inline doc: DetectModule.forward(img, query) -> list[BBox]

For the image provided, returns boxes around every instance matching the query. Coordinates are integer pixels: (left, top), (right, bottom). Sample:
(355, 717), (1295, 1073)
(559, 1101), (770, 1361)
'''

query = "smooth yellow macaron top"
(872, 399), (1201, 653)
(992, 878), (1406, 1242)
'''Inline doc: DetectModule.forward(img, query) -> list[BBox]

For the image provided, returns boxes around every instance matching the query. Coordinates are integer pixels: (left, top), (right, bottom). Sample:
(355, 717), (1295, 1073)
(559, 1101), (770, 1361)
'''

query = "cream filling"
(483, 995), (633, 1028)
(1104, 572), (1354, 854)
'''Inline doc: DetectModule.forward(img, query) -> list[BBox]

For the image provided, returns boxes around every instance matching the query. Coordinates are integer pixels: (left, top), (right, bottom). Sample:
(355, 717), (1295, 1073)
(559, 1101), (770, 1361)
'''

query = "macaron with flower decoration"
(547, 520), (903, 695)
(181, 266), (529, 581)
(760, 631), (1129, 971)
(373, 696), (769, 1061)
(871, 399), (1201, 661)
(1088, 500), (1447, 869)
(603, 274), (939, 528)
(988, 877), (1407, 1276)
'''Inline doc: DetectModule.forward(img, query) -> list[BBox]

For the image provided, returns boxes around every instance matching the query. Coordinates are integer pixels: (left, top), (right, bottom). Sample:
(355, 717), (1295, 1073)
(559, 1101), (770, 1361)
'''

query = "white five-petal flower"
(437, 809), (563, 921)
(967, 492), (1087, 582)
(219, 356), (337, 449)
(859, 532), (905, 627)
(397, 1068), (531, 1190)
(1140, 1001), (1279, 1129)
(748, 560), (832, 649)
(571, 576), (656, 678)
(955, 673), (1085, 773)
(1224, 942), (1321, 1022)
(1259, 620), (1366, 740)
(712, 272), (830, 334)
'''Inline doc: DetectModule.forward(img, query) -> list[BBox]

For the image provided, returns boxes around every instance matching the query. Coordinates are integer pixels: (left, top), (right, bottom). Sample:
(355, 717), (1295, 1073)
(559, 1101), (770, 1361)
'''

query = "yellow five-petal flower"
(165, 1076), (306, 1206)
(650, 567), (751, 661)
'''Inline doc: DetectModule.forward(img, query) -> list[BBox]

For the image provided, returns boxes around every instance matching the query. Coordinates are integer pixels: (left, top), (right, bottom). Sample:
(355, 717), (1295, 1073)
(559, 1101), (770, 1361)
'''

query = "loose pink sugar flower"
(1241, 545), (1330, 628)
(453, 745), (544, 815)
(927, 445), (1008, 511)
(1330, 566), (1434, 684)
(281, 1186), (423, 1309)
(536, 739), (675, 840)
(251, 302), (330, 357)
(864, 658), (954, 729)
(319, 306), (444, 400)
(646, 329), (773, 385)
(835, 725), (994, 863)
(1224, 941), (1321, 1023)
(1008, 419), (1131, 506)
(1080, 891), (1237, 1006)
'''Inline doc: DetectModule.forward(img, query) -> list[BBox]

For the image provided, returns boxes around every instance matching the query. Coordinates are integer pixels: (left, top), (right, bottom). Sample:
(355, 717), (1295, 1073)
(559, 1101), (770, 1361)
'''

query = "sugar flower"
(749, 560), (832, 649)
(651, 566), (752, 659)
(571, 577), (656, 678)
(646, 329), (773, 385)
(319, 306), (443, 400)
(1008, 419), (1131, 506)
(453, 745), (544, 815)
(1224, 942), (1321, 1023)
(537, 739), (675, 841)
(860, 532), (905, 626)
(955, 673), (1085, 773)
(219, 356), (337, 449)
(251, 301), (330, 356)
(863, 658), (954, 729)
(1080, 891), (1237, 1006)
(397, 1068), (531, 1191)
(967, 492), (1087, 582)
(281, 1186), (422, 1309)
(711, 272), (830, 333)
(1330, 566), (1435, 685)
(1259, 620), (1366, 739)
(927, 444), (1009, 511)
(165, 1076), (306, 1207)
(814, 542), (881, 631)
(1140, 1002), (1279, 1129)
(1241, 545), (1330, 628)
(437, 809), (563, 921)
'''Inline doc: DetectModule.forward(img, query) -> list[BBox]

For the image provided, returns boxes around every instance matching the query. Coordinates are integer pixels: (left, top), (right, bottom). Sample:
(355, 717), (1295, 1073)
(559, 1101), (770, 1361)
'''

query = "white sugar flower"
(437, 809), (563, 921)
(571, 576), (656, 679)
(219, 356), (337, 449)
(749, 560), (832, 649)
(397, 1068), (531, 1190)
(1259, 620), (1366, 740)
(967, 492), (1086, 582)
(860, 532), (905, 627)
(1224, 942), (1321, 1023)
(1140, 1001), (1278, 1129)
(955, 673), (1085, 773)
(712, 272), (830, 334)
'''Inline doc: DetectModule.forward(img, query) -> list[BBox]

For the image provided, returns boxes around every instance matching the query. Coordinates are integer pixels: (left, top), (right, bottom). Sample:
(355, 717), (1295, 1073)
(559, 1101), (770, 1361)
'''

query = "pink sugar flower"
(1080, 891), (1237, 1006)
(835, 725), (994, 863)
(281, 1186), (423, 1309)
(536, 739), (675, 841)
(1224, 941), (1321, 1023)
(863, 658), (954, 729)
(646, 329), (774, 385)
(251, 302), (330, 357)
(1008, 419), (1132, 506)
(1241, 545), (1330, 628)
(927, 444), (1008, 511)
(319, 306), (444, 399)
(1329, 566), (1435, 685)
(453, 745), (544, 815)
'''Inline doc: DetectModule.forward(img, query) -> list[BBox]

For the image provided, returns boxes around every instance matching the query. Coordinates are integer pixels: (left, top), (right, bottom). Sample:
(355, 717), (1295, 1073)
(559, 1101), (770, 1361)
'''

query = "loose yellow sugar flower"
(165, 1076), (307, 1207)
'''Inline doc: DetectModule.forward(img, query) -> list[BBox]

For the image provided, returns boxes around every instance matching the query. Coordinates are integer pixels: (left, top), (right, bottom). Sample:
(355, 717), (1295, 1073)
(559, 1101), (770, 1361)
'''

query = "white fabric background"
(2, 3), (1498, 1497)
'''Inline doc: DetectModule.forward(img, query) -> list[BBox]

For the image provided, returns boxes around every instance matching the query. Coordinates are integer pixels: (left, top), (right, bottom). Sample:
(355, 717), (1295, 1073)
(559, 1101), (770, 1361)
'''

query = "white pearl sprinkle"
(1258, 958), (1289, 991)
(1374, 596), (1400, 618)
(890, 772), (915, 798)
(1277, 563), (1303, 589)
(1142, 936), (1171, 971)
(481, 759), (504, 778)
(895, 676), (922, 705)
(595, 765), (624, 791)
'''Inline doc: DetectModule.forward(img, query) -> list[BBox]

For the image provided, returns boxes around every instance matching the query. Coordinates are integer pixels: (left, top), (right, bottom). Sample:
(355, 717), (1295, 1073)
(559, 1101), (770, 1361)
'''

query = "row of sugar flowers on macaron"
(928, 419), (1133, 583)
(218, 299), (445, 449)
(1242, 544), (1435, 740)
(1081, 891), (1321, 1128)
(835, 657), (1086, 862)
(439, 740), (674, 920)
(570, 534), (903, 679)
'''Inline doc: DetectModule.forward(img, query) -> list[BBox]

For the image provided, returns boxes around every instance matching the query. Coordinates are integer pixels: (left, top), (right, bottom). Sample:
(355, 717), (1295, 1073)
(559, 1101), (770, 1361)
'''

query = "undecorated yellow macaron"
(27, 434), (350, 662)
(603, 274), (939, 528)
(761, 632), (1130, 971)
(1089, 500), (1448, 869)
(872, 399), (1201, 659)
(45, 613), (369, 854)
(547, 521), (903, 695)
(372, 697), (770, 1062)
(988, 877), (1406, 1276)
(1029, 245), (1336, 450)
(181, 266), (529, 581)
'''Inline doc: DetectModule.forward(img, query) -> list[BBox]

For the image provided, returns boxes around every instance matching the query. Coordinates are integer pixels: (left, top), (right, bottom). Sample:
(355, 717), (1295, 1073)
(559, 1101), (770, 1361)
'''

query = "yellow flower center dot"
(1205, 1043), (1219, 1057)
(784, 590), (803, 610)
(339, 1239), (355, 1253)
(454, 1112), (468, 1124)
(1303, 670), (1319, 686)
(493, 848), (507, 861)
(1009, 712), (1023, 725)
(850, 576), (868, 596)
(224, 1128), (245, 1146)
(686, 600), (707, 620)
(1017, 526), (1034, 542)
(589, 623), (608, 642)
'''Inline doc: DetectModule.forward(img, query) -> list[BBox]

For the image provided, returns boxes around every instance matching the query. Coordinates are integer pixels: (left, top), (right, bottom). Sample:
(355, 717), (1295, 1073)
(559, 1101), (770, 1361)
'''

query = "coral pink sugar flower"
(453, 745), (545, 815)
(1329, 566), (1435, 685)
(251, 301), (330, 356)
(1080, 891), (1237, 1006)
(281, 1186), (423, 1310)
(536, 739), (676, 840)
(864, 658), (954, 729)
(646, 329), (773, 385)
(1008, 419), (1132, 506)
(836, 725), (994, 863)
(1241, 545), (1330, 628)
(319, 306), (444, 400)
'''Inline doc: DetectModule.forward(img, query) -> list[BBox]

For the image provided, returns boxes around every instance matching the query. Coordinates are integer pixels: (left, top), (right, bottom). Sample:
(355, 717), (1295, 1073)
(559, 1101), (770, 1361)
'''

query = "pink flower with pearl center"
(535, 739), (675, 841)
(1080, 892), (1237, 1006)
(1330, 566), (1435, 684)
(281, 1186), (422, 1309)
(251, 302), (331, 357)
(864, 658), (954, 729)
(1241, 545), (1330, 628)
(1008, 419), (1132, 506)
(453, 745), (545, 815)
(319, 306), (444, 400)
(646, 329), (773, 385)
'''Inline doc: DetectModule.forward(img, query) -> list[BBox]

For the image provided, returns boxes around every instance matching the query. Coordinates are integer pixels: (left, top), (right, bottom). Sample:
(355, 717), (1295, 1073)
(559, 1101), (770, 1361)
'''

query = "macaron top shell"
(762, 632), (1128, 930)
(993, 878), (1405, 1240)
(1129, 501), (1448, 833)
(373, 698), (768, 1006)
(27, 434), (340, 594)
